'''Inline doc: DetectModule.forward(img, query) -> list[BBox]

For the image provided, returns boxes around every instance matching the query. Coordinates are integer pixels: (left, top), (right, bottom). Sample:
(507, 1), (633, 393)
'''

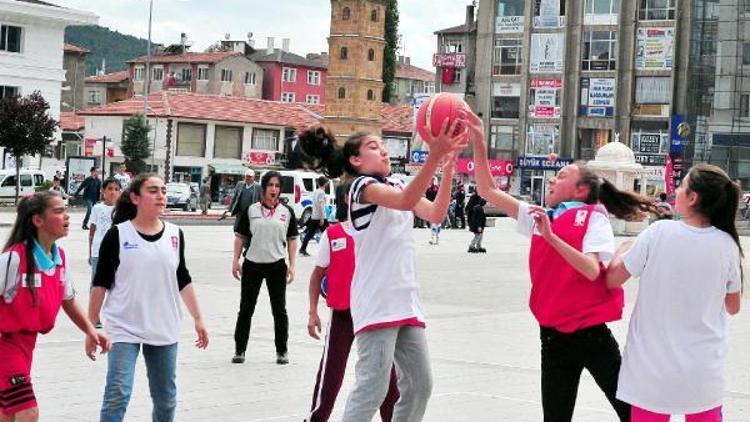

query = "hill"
(64, 25), (155, 76)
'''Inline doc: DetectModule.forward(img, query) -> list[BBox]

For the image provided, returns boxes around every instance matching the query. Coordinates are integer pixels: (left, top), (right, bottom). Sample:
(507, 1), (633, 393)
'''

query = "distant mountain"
(65, 25), (155, 76)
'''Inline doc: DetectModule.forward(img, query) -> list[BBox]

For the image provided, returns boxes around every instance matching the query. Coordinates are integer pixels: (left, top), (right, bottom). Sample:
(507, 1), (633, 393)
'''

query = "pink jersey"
(325, 223), (355, 311)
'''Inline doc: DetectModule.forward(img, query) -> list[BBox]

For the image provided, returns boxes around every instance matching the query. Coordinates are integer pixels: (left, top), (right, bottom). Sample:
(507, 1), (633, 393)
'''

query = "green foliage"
(382, 0), (399, 103)
(121, 115), (151, 175)
(65, 25), (152, 76)
(37, 180), (54, 192)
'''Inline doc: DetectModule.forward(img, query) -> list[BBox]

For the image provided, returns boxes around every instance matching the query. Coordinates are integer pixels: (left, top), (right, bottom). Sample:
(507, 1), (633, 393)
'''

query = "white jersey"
(348, 176), (425, 334)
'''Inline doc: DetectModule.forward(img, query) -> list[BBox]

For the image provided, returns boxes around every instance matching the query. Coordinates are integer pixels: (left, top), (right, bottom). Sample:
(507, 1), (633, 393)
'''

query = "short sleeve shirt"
(114, 173), (131, 189)
(236, 202), (299, 263)
(312, 189), (327, 220)
(315, 223), (353, 268)
(0, 246), (74, 303)
(90, 203), (114, 258)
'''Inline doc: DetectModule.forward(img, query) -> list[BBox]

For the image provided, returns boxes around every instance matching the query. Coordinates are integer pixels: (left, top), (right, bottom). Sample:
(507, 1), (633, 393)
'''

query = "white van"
(0, 169), (47, 198)
(259, 170), (336, 226)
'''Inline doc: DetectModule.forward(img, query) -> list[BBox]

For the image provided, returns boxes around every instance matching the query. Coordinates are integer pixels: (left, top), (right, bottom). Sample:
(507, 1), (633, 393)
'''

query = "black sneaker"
(231, 352), (245, 364)
(276, 352), (289, 365)
(478, 247), (487, 253)
(468, 247), (478, 253)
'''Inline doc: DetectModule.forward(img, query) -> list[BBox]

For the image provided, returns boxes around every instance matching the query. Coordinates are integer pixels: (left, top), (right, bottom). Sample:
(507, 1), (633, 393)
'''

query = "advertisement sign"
(638, 134), (662, 154)
(433, 53), (467, 68)
(579, 78), (615, 117)
(635, 27), (674, 70)
(530, 33), (564, 73)
(456, 158), (514, 176)
(529, 79), (562, 118)
(411, 150), (429, 164)
(535, 0), (563, 27)
(634, 153), (666, 166)
(65, 156), (97, 195)
(496, 15), (524, 33)
(665, 154), (675, 199)
(245, 150), (276, 166)
(516, 155), (573, 171)
(526, 124), (560, 155)
(493, 82), (521, 97)
(670, 114), (688, 154)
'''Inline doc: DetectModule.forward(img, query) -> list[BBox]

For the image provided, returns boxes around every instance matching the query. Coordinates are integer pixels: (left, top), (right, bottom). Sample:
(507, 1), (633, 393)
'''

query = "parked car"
(258, 170), (336, 226)
(166, 182), (197, 211)
(0, 169), (46, 199)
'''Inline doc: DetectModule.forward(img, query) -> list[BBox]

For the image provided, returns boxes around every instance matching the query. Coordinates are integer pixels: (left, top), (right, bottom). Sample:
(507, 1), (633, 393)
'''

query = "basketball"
(416, 93), (468, 145)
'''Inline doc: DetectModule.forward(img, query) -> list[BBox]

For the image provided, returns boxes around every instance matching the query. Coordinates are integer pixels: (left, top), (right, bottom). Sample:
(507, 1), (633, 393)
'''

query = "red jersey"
(325, 223), (355, 311)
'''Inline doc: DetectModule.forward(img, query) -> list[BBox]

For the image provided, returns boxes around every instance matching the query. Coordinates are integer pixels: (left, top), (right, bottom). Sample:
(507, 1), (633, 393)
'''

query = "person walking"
(228, 169), (261, 225)
(305, 181), (399, 422)
(75, 166), (102, 230)
(607, 164), (742, 421)
(89, 174), (209, 422)
(0, 191), (109, 422)
(467, 197), (486, 253)
(113, 164), (131, 190)
(199, 178), (211, 215)
(300, 176), (330, 256)
(453, 182), (466, 229)
(88, 178), (121, 286)
(231, 171), (298, 365)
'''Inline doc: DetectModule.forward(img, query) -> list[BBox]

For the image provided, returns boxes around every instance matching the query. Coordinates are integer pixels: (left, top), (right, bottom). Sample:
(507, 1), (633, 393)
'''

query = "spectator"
(75, 166), (102, 230)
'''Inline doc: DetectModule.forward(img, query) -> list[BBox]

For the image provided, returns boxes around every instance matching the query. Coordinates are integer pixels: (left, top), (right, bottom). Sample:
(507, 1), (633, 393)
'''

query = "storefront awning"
(208, 163), (248, 175)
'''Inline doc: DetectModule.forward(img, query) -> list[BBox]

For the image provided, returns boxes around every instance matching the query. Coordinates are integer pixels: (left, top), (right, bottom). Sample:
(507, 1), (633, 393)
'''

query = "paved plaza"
(5, 212), (750, 421)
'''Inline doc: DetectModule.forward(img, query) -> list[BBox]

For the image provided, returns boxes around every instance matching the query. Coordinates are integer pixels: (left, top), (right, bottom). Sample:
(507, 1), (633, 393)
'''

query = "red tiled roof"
(85, 71), (130, 84)
(128, 51), (239, 64)
(60, 112), (85, 132)
(396, 63), (435, 82)
(380, 104), (413, 135)
(64, 43), (90, 54)
(434, 22), (477, 34)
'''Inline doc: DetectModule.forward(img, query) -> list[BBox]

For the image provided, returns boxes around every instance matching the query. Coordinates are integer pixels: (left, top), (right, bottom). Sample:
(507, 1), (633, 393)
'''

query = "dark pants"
(454, 206), (465, 229)
(307, 309), (399, 422)
(83, 198), (96, 227)
(540, 324), (630, 422)
(300, 219), (326, 253)
(234, 259), (289, 354)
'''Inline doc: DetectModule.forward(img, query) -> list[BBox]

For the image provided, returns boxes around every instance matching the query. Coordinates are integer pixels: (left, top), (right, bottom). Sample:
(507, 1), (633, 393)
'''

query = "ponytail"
(299, 126), (371, 178)
(112, 173), (159, 224)
(576, 163), (655, 221)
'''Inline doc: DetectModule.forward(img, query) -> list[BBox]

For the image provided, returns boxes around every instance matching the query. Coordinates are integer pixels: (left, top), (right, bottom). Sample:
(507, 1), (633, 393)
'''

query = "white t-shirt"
(114, 173), (131, 189)
(90, 203), (114, 258)
(516, 202), (615, 261)
(315, 223), (353, 268)
(311, 188), (327, 220)
(617, 220), (742, 414)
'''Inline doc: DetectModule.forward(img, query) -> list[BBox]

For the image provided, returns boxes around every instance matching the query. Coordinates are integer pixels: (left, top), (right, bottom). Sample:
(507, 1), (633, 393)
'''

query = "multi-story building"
(433, 5), (477, 109)
(323, 0), (386, 141)
(249, 38), (328, 105)
(392, 56), (435, 104)
(61, 43), (88, 112)
(127, 51), (264, 99)
(84, 70), (129, 108)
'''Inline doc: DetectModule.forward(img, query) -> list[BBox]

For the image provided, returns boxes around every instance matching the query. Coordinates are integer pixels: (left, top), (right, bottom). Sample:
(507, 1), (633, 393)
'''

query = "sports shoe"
(231, 352), (245, 364)
(468, 247), (478, 253)
(276, 352), (289, 365)
(478, 247), (487, 253)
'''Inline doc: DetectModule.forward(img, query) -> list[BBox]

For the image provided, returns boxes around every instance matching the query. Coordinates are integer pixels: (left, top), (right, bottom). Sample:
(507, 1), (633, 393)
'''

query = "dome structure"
(594, 141), (636, 164)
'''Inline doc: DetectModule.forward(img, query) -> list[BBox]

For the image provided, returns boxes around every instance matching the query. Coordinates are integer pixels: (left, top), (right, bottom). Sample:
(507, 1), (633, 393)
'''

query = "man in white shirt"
(113, 163), (132, 190)
(299, 176), (329, 257)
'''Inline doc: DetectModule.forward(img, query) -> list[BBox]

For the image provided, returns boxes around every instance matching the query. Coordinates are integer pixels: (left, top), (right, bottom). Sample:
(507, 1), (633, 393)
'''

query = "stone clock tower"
(324, 0), (386, 143)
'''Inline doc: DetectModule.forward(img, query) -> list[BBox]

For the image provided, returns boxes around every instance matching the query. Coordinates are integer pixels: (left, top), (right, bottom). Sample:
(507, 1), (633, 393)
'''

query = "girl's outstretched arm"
(414, 157), (456, 224)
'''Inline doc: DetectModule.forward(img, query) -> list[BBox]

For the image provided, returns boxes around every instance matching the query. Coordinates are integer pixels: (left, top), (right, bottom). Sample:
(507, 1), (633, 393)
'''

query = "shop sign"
(496, 15), (524, 33)
(433, 53), (467, 68)
(411, 150), (429, 164)
(516, 155), (573, 171)
(635, 27), (674, 71)
(634, 153), (666, 166)
(245, 150), (277, 166)
(530, 33), (564, 73)
(457, 157), (514, 176)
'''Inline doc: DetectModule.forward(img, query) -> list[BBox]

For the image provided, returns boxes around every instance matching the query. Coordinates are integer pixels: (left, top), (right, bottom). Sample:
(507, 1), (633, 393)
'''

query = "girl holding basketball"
(300, 118), (466, 422)
(607, 164), (742, 421)
(467, 110), (652, 421)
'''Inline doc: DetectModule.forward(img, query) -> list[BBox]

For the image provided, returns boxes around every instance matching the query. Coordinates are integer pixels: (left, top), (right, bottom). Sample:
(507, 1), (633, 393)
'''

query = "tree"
(121, 114), (151, 174)
(0, 92), (57, 203)
(382, 0), (399, 103)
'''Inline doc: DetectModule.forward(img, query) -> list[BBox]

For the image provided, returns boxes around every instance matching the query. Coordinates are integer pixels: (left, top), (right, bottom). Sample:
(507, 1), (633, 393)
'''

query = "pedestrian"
(305, 180), (399, 422)
(89, 173), (209, 422)
(113, 163), (131, 190)
(299, 176), (330, 257)
(50, 175), (69, 205)
(466, 109), (653, 422)
(654, 192), (673, 220)
(606, 164), (742, 421)
(75, 166), (102, 230)
(299, 121), (466, 422)
(227, 169), (261, 226)
(199, 178), (211, 215)
(454, 182), (466, 229)
(426, 180), (441, 245)
(88, 178), (121, 286)
(0, 191), (109, 422)
(231, 171), (298, 365)
(467, 197), (486, 253)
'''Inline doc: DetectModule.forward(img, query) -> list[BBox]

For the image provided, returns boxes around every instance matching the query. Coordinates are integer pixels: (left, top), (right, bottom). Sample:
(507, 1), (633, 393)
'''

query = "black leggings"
(234, 259), (288, 354)
(540, 324), (630, 422)
(300, 219), (327, 253)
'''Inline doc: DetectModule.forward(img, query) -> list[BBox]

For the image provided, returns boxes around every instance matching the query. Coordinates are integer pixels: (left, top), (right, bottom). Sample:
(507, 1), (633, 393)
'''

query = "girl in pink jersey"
(0, 191), (109, 422)
(465, 111), (653, 422)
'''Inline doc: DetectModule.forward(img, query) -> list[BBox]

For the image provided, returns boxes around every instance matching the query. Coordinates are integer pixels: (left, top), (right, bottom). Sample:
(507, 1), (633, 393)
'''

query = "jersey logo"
(331, 238), (347, 252)
(574, 210), (588, 227)
(171, 236), (179, 250)
(9, 375), (28, 386)
(123, 241), (139, 250)
(20, 273), (42, 288)
(279, 213), (287, 222)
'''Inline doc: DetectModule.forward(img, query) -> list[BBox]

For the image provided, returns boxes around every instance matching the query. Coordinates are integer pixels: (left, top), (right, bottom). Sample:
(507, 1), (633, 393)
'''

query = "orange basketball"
(416, 93), (468, 145)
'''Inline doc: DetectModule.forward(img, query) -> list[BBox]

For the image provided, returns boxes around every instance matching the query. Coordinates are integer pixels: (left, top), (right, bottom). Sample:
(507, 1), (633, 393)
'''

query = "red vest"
(326, 223), (355, 311)
(528, 204), (624, 333)
(0, 243), (67, 334)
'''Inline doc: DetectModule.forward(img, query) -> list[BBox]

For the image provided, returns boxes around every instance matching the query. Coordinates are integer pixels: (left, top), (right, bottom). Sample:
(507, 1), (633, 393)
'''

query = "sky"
(55, 0), (474, 71)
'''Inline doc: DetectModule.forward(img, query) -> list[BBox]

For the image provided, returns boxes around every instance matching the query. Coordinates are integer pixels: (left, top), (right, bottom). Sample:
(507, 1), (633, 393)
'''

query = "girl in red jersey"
(466, 111), (653, 422)
(0, 191), (109, 422)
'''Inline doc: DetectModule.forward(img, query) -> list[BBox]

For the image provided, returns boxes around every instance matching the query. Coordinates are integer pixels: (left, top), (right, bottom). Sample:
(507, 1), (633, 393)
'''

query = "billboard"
(530, 33), (565, 73)
(529, 79), (562, 118)
(635, 27), (674, 70)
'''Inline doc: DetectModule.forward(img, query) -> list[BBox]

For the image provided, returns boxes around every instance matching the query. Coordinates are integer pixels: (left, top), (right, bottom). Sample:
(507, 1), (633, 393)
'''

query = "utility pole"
(101, 136), (108, 178)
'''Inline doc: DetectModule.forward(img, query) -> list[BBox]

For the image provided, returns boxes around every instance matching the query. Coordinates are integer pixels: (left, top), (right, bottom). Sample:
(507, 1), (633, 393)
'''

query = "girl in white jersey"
(300, 124), (467, 422)
(607, 164), (743, 421)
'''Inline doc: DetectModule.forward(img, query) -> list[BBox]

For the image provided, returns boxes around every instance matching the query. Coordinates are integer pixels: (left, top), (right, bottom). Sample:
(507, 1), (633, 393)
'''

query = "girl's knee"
(15, 407), (39, 422)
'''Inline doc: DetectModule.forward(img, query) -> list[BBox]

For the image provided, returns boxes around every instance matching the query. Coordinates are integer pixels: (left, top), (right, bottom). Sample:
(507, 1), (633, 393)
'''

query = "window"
(442, 40), (463, 53)
(1, 175), (15, 187)
(526, 124), (560, 155)
(582, 31), (617, 70)
(493, 39), (523, 75)
(490, 125), (518, 153)
(281, 92), (295, 103)
(741, 95), (750, 118)
(307, 70), (320, 85)
(744, 43), (750, 65)
(492, 96), (520, 119)
(424, 81), (436, 94)
(87, 90), (103, 105)
(452, 68), (462, 84)
(20, 174), (31, 187)
(221, 69), (233, 82)
(371, 8), (379, 21)
(152, 67), (164, 81)
(338, 87), (346, 99)
(181, 68), (192, 82)
(639, 0), (675, 20)
(176, 123), (206, 157)
(584, 0), (619, 24)
(0, 86), (18, 99)
(34, 174), (43, 186)
(635, 77), (672, 104)
(283, 67), (297, 83)
(342, 6), (351, 20)
(529, 79), (562, 118)
(368, 49), (375, 61)
(497, 0), (526, 16)
(340, 47), (348, 60)
(367, 90), (375, 101)
(0, 25), (22, 53)
(306, 94), (320, 104)
(252, 128), (279, 151)
(197, 66), (209, 81)
(245, 72), (256, 85)
(134, 66), (145, 82)
(534, 0), (566, 27)
(214, 126), (242, 159)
